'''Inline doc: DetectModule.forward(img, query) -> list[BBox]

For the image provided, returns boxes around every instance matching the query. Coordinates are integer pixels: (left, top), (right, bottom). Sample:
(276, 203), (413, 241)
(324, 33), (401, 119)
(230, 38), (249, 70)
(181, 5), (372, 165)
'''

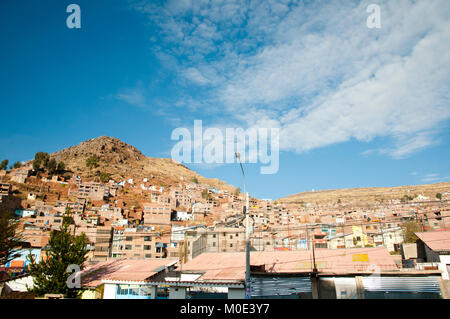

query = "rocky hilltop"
(50, 136), (237, 191)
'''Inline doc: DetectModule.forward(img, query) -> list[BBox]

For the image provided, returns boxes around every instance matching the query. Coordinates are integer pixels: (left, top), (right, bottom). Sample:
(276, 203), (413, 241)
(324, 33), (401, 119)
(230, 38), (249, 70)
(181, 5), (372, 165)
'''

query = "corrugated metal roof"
(362, 276), (441, 293)
(181, 248), (398, 281)
(80, 258), (178, 287)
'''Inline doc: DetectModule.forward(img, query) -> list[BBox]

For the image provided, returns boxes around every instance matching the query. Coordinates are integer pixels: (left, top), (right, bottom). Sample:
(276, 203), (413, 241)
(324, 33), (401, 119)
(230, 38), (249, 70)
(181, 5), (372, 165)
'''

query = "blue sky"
(0, 0), (449, 200)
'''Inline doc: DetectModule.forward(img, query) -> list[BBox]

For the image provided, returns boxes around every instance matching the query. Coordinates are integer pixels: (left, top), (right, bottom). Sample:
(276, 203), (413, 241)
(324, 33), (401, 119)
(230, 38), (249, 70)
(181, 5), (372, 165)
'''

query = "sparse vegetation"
(99, 172), (111, 183)
(279, 182), (450, 206)
(86, 155), (100, 169)
(202, 189), (212, 200)
(400, 194), (414, 203)
(401, 221), (421, 243)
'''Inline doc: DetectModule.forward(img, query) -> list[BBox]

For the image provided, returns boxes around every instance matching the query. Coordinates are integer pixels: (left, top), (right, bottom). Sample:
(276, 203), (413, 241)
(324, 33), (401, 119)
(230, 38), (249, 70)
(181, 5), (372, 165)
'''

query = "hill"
(48, 136), (236, 191)
(278, 182), (450, 205)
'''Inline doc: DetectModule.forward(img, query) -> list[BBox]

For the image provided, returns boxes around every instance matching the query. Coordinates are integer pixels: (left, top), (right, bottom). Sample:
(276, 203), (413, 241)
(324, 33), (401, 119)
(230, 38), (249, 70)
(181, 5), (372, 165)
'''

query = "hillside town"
(1, 153), (450, 299)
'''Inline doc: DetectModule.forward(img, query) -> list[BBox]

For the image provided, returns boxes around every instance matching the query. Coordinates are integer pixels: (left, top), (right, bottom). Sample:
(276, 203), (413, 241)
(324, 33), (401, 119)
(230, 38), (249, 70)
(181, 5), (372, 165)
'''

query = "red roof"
(9, 260), (24, 268)
(416, 231), (450, 252)
(181, 248), (398, 281)
(80, 258), (178, 287)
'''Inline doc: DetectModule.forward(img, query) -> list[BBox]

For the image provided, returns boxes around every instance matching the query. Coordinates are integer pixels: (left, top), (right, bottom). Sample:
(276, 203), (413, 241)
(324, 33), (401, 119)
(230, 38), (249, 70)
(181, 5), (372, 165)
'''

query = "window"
(129, 285), (139, 296)
(144, 245), (151, 250)
(116, 285), (129, 296)
(156, 287), (169, 298)
(126, 236), (133, 241)
(125, 245), (132, 250)
(144, 236), (151, 241)
(140, 286), (151, 297)
(145, 254), (151, 258)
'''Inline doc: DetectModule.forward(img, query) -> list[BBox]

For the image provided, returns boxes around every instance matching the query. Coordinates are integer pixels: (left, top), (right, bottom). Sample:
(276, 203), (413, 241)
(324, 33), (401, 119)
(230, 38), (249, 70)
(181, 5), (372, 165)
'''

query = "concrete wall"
(103, 283), (116, 299)
(401, 243), (418, 259)
(439, 279), (450, 299)
(439, 255), (450, 280)
(228, 288), (245, 299)
(333, 278), (358, 299)
(425, 245), (440, 263)
(169, 287), (187, 299)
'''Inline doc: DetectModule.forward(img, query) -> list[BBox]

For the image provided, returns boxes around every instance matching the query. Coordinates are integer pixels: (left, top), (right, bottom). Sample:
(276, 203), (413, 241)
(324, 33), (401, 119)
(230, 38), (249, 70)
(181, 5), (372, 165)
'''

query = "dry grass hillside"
(47, 136), (236, 191)
(278, 182), (450, 205)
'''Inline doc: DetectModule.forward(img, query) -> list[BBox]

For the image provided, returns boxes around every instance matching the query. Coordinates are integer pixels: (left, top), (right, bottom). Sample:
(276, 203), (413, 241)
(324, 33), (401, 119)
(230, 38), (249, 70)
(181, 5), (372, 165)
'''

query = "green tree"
(26, 209), (88, 298)
(436, 193), (442, 200)
(0, 159), (8, 171)
(45, 158), (58, 175)
(191, 177), (199, 184)
(99, 172), (110, 183)
(402, 221), (421, 243)
(33, 152), (49, 171)
(13, 161), (22, 169)
(86, 155), (99, 177)
(56, 161), (65, 173)
(201, 189), (212, 200)
(0, 212), (22, 266)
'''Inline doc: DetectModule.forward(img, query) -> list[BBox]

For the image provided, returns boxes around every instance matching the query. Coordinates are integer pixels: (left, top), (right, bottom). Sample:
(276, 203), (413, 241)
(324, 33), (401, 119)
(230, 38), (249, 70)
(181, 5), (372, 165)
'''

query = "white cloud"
(116, 85), (148, 108)
(421, 173), (450, 183)
(130, 0), (450, 159)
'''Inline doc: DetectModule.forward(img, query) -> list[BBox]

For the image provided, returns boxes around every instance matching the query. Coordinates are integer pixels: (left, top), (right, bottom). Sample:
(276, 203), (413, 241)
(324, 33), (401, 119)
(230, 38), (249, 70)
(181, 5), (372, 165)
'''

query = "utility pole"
(235, 152), (251, 299)
(312, 236), (317, 272)
(287, 214), (290, 250)
(379, 219), (385, 247)
(310, 231), (319, 299)
(306, 226), (310, 250)
(417, 207), (424, 232)
(245, 191), (250, 297)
